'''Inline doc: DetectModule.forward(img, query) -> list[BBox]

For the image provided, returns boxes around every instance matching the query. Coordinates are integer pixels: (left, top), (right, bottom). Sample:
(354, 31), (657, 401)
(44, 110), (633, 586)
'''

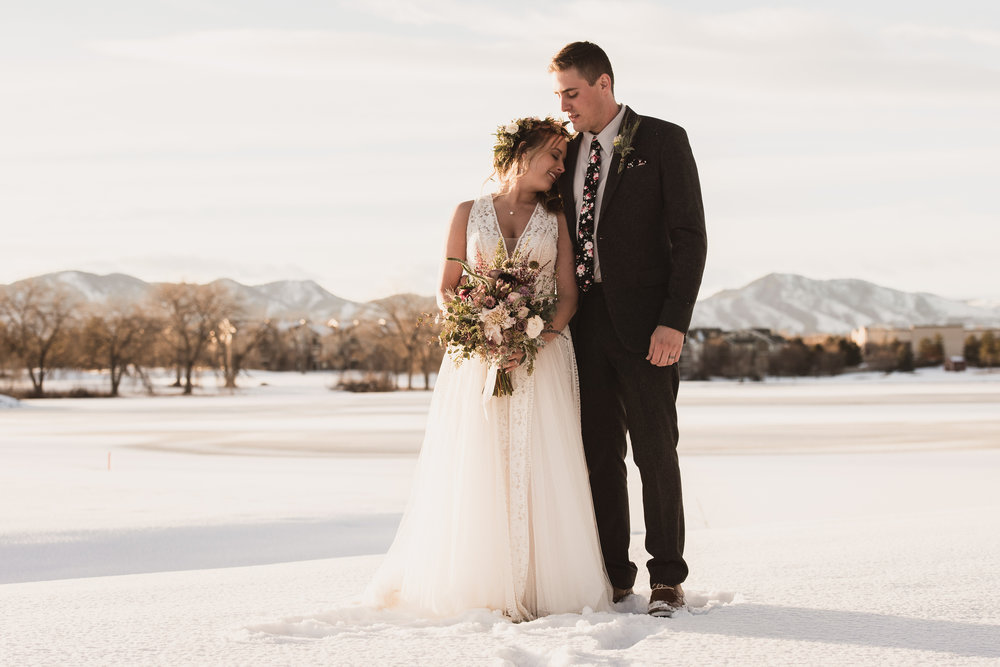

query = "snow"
(0, 394), (20, 408)
(2, 370), (999, 665)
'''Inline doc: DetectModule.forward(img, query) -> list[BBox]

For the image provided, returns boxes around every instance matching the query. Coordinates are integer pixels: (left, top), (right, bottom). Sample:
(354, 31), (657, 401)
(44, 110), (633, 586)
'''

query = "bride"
(365, 117), (612, 621)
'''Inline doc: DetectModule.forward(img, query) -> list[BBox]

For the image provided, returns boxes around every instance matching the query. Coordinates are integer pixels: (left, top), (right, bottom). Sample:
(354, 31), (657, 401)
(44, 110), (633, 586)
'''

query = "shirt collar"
(585, 104), (627, 155)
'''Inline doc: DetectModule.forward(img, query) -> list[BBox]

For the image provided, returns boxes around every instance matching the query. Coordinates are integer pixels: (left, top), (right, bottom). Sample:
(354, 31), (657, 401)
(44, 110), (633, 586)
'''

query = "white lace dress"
(365, 195), (612, 621)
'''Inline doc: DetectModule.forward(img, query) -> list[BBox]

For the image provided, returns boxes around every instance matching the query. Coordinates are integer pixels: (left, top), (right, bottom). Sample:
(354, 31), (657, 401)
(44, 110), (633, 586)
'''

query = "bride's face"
(516, 135), (567, 193)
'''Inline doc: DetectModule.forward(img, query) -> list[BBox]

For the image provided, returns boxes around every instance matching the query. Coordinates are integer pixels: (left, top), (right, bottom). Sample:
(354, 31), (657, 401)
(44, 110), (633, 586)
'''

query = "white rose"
(504, 122), (519, 134)
(525, 316), (544, 339)
(484, 323), (503, 344)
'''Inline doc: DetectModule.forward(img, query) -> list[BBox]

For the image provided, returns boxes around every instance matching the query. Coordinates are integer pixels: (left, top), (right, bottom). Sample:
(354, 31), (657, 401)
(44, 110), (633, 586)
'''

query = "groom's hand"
(647, 326), (684, 367)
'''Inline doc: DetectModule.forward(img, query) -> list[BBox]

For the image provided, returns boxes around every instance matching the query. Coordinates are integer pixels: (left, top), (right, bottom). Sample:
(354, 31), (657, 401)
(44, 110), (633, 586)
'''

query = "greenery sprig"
(613, 117), (641, 174)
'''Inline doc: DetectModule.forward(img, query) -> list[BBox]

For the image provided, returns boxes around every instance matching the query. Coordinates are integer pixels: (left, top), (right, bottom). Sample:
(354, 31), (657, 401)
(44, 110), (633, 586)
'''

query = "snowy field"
(2, 368), (999, 666)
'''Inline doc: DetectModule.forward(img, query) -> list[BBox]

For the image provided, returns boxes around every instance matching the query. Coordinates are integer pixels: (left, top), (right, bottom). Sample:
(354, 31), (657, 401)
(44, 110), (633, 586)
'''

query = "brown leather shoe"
(612, 586), (633, 604)
(648, 584), (685, 617)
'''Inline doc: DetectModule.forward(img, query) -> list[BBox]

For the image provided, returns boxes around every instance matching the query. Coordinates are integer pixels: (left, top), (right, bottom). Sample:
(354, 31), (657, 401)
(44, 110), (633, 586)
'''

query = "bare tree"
(915, 335), (945, 367)
(373, 294), (438, 390)
(347, 317), (398, 390)
(415, 313), (444, 390)
(980, 331), (999, 368)
(0, 279), (79, 396)
(81, 302), (161, 396)
(246, 320), (288, 371)
(210, 317), (271, 389)
(0, 319), (9, 384)
(699, 337), (732, 378)
(324, 318), (362, 377)
(286, 319), (323, 373)
(154, 282), (235, 395)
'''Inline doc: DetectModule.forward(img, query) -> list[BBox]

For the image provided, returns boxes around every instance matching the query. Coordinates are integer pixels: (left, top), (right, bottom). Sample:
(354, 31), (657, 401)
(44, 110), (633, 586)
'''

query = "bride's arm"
(436, 200), (474, 312)
(540, 210), (579, 344)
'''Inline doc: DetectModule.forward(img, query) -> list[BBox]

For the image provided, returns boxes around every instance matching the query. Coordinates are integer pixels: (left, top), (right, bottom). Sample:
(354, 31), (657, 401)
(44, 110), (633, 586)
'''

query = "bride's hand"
(502, 351), (526, 371)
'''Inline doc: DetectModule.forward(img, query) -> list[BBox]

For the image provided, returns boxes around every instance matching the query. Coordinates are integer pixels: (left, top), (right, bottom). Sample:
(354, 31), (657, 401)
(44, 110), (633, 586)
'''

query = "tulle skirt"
(365, 333), (611, 620)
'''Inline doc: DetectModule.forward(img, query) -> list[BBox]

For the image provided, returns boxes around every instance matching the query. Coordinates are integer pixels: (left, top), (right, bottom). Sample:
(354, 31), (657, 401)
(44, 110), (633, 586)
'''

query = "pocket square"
(625, 157), (647, 169)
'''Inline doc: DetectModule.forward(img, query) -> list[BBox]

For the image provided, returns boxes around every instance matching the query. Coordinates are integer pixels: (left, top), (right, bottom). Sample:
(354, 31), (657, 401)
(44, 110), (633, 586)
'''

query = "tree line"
(690, 331), (865, 381)
(963, 333), (1000, 368)
(4, 279), (996, 397)
(0, 279), (443, 398)
(686, 328), (999, 380)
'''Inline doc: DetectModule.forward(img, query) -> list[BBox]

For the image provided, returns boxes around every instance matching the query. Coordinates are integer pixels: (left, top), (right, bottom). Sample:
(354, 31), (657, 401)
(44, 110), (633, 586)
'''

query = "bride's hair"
(492, 116), (573, 213)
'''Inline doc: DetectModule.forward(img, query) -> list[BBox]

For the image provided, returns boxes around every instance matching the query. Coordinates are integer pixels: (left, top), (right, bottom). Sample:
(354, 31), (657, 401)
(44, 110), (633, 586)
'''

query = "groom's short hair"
(549, 41), (615, 93)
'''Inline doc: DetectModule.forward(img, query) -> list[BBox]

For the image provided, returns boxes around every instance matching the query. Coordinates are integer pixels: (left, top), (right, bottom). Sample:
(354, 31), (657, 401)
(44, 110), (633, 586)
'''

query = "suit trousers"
(573, 284), (688, 589)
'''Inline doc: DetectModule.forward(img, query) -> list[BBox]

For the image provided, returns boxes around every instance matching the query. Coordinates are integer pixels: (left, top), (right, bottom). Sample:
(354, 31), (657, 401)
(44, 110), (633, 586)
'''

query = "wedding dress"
(365, 195), (612, 621)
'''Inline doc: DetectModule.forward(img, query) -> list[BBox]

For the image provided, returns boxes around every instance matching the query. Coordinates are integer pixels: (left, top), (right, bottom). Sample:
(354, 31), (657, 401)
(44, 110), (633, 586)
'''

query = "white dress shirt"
(573, 103), (628, 283)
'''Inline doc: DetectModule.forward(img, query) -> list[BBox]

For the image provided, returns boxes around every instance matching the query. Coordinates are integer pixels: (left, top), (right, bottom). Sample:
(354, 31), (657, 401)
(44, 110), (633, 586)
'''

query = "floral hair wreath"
(492, 116), (574, 171)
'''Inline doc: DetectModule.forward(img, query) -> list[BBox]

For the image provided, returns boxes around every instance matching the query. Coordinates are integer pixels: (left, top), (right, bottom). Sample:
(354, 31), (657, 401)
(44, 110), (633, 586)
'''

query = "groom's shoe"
(648, 584), (685, 617)
(612, 586), (633, 604)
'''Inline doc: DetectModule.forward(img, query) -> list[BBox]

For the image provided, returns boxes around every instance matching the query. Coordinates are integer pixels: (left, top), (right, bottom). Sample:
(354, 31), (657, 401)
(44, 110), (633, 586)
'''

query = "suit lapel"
(598, 105), (636, 222)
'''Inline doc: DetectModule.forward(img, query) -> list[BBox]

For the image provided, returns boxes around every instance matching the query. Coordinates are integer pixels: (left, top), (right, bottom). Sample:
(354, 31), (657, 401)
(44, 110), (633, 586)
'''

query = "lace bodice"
(466, 195), (560, 293)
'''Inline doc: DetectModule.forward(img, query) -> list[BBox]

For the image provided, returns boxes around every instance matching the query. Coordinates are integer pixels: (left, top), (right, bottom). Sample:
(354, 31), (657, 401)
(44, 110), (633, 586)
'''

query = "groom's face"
(552, 67), (606, 135)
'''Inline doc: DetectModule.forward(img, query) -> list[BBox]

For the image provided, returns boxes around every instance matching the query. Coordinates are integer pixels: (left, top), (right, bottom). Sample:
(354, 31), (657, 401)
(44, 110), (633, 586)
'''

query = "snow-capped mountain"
(209, 278), (357, 321)
(691, 273), (1000, 335)
(5, 271), (360, 322)
(23, 271), (151, 305)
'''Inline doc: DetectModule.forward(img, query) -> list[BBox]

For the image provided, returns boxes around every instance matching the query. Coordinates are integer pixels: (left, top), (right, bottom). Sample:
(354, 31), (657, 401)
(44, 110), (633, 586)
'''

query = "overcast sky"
(2, 1), (998, 302)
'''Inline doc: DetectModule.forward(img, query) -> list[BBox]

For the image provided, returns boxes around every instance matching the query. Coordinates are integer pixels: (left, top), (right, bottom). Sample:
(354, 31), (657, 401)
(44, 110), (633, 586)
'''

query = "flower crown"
(492, 116), (574, 171)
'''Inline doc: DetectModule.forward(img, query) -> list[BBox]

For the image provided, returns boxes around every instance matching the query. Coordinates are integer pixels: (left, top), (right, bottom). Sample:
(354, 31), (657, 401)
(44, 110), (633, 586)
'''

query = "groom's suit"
(559, 106), (707, 589)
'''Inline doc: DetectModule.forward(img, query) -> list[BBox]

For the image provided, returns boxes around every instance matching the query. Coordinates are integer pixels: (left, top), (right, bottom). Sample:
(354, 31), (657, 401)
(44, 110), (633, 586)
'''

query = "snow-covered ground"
(1, 369), (998, 665)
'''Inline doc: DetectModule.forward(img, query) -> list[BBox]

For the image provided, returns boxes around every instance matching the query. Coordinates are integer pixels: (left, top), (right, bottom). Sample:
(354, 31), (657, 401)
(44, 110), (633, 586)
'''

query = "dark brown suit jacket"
(560, 106), (707, 353)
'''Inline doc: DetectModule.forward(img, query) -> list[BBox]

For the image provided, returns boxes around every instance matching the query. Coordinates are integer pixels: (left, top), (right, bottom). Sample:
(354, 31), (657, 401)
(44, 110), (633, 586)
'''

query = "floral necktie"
(575, 136), (601, 292)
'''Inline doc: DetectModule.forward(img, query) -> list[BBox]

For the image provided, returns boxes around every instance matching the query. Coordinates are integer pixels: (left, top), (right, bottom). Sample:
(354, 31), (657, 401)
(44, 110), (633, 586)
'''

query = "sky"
(2, 1), (998, 303)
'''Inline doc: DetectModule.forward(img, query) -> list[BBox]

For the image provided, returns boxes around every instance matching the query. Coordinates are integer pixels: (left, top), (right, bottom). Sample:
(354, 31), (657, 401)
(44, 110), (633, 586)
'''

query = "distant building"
(683, 327), (784, 380)
(852, 323), (1000, 366)
(910, 325), (965, 360)
(680, 328), (721, 379)
(724, 329), (785, 380)
(944, 356), (966, 372)
(850, 325), (912, 350)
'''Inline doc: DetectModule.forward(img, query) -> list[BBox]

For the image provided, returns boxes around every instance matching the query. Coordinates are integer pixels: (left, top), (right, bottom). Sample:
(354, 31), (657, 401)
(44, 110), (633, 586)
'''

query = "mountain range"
(5, 271), (1000, 336)
(10, 271), (365, 324)
(689, 273), (1000, 334)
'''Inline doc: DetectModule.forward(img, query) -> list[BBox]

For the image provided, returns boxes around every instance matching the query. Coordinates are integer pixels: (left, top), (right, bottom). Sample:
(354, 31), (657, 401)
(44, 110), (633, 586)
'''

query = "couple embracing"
(367, 41), (707, 620)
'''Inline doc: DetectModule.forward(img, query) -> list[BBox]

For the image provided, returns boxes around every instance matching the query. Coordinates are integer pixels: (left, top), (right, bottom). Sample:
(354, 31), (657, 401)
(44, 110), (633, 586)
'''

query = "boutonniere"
(612, 117), (641, 174)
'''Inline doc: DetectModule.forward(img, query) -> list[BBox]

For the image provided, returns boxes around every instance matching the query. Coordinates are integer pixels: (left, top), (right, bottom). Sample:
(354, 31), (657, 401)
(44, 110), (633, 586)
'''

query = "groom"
(550, 42), (707, 617)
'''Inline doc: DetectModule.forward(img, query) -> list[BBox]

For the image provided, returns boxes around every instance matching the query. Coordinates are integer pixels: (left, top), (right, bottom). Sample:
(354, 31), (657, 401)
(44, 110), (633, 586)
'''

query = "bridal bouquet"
(440, 241), (558, 397)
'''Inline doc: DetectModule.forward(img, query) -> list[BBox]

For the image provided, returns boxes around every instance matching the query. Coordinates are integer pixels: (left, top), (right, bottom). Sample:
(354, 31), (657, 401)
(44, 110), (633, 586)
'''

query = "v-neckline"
(489, 197), (541, 259)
